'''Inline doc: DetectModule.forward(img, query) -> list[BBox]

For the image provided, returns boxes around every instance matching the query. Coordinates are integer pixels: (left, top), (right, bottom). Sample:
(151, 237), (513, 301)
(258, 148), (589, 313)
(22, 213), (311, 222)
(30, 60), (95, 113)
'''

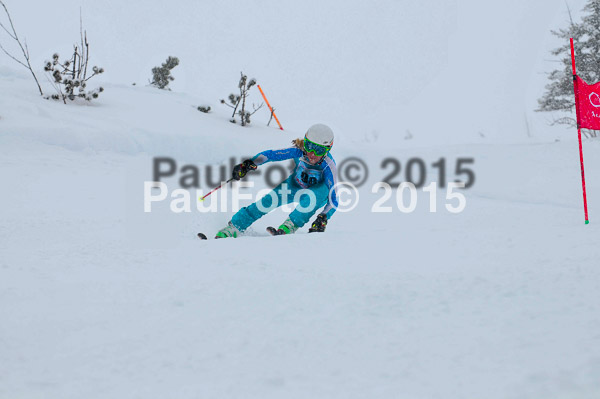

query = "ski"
(199, 228), (286, 239)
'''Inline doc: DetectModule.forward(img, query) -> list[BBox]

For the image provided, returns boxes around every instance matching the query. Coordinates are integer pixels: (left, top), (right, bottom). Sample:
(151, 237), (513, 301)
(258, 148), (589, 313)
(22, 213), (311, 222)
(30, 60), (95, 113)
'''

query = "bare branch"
(72, 45), (77, 79)
(0, 0), (43, 95)
(0, 41), (27, 67)
(267, 107), (275, 126)
(83, 70), (99, 82)
(249, 102), (264, 115)
(0, 21), (15, 39)
(83, 31), (89, 81)
(550, 116), (576, 126)
(77, 10), (84, 80)
(79, 8), (83, 52)
(23, 37), (29, 57)
(44, 73), (66, 104)
(0, 2), (16, 39)
(565, 1), (574, 27)
(220, 100), (235, 109)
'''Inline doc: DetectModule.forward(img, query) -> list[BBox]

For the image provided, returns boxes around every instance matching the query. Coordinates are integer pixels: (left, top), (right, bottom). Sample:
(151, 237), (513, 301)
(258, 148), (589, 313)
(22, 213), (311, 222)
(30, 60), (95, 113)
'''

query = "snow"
(1, 1), (600, 398)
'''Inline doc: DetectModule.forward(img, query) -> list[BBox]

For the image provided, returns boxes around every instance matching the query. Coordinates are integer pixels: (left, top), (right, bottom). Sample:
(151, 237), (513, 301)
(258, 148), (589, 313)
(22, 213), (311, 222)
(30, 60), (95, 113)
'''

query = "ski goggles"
(304, 138), (331, 156)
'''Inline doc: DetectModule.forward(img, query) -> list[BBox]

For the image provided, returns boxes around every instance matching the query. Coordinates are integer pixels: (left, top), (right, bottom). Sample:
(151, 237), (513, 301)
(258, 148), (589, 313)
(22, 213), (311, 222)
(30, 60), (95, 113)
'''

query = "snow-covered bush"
(150, 56), (179, 90)
(44, 52), (104, 103)
(43, 20), (104, 104)
(197, 105), (211, 113)
(220, 72), (263, 126)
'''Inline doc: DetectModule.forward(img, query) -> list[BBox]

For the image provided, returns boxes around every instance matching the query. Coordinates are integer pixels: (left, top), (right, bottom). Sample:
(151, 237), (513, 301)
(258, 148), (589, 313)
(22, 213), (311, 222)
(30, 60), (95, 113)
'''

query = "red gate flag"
(574, 76), (600, 130)
(570, 38), (590, 224)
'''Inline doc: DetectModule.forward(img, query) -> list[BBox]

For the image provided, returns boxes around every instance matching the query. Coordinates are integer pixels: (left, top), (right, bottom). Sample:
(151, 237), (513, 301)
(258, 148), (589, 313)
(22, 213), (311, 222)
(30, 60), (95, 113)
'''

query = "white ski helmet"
(305, 124), (334, 147)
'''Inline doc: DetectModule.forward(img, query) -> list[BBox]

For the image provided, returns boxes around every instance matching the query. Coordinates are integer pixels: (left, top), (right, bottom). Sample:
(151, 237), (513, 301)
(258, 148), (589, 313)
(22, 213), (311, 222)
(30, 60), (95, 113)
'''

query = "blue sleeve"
(321, 156), (339, 218)
(251, 147), (303, 165)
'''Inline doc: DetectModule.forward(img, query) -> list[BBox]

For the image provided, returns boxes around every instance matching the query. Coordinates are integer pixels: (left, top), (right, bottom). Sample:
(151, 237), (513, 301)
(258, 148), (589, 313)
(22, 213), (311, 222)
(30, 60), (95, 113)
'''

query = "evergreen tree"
(151, 56), (179, 90)
(537, 0), (600, 130)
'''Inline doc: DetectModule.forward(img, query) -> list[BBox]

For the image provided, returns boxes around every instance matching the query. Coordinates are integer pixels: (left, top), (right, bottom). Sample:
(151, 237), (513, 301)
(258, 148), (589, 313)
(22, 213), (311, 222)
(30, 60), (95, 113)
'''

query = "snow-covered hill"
(0, 0), (592, 143)
(1, 63), (600, 398)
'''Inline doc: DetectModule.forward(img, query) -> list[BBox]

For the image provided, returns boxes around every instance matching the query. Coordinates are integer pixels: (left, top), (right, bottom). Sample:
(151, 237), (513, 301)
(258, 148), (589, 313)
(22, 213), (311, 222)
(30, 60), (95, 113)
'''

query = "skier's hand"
(308, 213), (327, 233)
(232, 159), (257, 180)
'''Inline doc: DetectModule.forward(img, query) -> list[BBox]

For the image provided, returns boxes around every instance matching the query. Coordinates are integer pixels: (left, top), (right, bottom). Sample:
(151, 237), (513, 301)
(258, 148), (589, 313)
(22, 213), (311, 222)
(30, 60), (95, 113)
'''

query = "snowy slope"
(2, 63), (600, 399)
(0, 0), (592, 143)
(2, 0), (600, 397)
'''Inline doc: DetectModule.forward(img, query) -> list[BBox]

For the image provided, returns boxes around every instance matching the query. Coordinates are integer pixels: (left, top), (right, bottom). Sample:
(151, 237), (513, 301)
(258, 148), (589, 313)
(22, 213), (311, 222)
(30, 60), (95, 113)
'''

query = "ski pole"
(198, 178), (234, 201)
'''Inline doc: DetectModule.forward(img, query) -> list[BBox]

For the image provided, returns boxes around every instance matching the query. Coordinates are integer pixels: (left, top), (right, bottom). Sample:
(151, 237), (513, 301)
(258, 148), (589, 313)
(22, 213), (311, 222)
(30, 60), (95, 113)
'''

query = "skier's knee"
(255, 190), (279, 213)
(295, 189), (320, 213)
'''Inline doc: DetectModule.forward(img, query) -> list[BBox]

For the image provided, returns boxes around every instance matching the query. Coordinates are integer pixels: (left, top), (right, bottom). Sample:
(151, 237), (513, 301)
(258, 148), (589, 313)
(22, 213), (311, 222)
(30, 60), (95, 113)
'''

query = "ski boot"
(215, 221), (241, 239)
(267, 217), (298, 236)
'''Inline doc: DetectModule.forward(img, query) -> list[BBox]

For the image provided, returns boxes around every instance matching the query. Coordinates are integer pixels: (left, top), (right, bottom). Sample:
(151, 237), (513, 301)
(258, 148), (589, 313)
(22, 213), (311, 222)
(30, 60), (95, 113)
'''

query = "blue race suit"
(230, 146), (339, 231)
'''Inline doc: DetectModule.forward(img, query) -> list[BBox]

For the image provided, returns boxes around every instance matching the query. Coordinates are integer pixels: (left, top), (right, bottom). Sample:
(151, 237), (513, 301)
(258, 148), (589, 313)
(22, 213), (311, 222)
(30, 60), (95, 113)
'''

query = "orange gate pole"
(257, 85), (284, 130)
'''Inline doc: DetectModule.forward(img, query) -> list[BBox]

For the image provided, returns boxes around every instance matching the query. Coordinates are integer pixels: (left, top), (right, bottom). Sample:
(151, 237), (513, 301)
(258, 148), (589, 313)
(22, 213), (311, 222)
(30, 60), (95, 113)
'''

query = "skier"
(215, 123), (339, 238)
